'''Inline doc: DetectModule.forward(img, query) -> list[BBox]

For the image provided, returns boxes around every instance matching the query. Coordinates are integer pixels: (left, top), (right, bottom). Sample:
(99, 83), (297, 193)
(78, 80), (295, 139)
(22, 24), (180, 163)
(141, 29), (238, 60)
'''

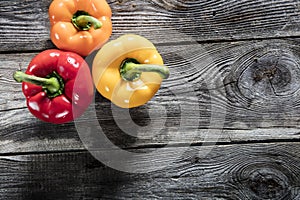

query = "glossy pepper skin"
(49, 0), (112, 56)
(92, 34), (170, 108)
(13, 49), (94, 124)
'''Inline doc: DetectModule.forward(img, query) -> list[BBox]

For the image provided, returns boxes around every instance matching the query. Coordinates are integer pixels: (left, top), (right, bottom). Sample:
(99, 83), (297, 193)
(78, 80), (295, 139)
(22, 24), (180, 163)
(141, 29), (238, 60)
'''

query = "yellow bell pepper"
(92, 34), (170, 108)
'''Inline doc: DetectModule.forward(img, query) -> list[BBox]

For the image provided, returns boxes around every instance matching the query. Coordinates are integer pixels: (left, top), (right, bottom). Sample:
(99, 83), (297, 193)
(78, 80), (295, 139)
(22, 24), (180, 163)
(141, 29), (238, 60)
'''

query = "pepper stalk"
(13, 71), (64, 98)
(120, 58), (170, 81)
(72, 11), (102, 31)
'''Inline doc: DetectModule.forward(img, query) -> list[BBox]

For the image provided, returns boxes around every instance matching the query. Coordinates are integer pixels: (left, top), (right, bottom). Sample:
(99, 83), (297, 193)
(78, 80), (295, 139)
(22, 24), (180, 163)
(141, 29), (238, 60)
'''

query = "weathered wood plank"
(3, 39), (300, 119)
(0, 0), (52, 52)
(1, 39), (300, 153)
(0, 0), (299, 52)
(2, 107), (300, 154)
(0, 142), (299, 199)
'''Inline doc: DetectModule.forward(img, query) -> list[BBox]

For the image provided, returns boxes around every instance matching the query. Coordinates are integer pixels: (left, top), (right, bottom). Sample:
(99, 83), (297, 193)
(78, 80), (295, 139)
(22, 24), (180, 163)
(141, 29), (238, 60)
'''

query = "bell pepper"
(48, 0), (112, 56)
(92, 34), (170, 108)
(13, 49), (94, 124)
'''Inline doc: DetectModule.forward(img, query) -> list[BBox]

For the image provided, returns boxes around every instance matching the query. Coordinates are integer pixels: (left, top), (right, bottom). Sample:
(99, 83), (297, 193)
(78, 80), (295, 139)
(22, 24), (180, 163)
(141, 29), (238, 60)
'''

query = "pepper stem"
(72, 10), (102, 31)
(120, 58), (170, 81)
(13, 71), (64, 98)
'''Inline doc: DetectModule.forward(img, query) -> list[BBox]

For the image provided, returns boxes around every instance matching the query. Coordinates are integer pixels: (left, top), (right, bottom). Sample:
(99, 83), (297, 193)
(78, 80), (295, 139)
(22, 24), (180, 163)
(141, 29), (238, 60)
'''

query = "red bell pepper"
(13, 49), (94, 124)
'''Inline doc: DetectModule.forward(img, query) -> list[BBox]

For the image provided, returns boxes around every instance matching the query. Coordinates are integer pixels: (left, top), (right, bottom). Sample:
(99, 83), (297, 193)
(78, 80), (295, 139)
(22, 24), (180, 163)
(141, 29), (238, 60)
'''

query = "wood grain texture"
(2, 106), (300, 154)
(0, 0), (52, 52)
(0, 0), (299, 52)
(1, 39), (300, 153)
(0, 143), (299, 199)
(1, 0), (300, 198)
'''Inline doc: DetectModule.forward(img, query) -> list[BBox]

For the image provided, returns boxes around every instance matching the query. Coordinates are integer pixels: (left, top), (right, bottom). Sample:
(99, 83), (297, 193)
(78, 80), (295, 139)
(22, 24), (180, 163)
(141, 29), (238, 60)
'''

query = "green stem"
(13, 71), (64, 98)
(72, 11), (102, 31)
(120, 58), (170, 81)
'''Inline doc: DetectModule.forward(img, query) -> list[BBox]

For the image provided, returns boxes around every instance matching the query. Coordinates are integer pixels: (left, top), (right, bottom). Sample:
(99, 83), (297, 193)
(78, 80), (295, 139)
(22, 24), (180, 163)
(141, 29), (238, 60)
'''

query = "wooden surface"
(1, 0), (300, 199)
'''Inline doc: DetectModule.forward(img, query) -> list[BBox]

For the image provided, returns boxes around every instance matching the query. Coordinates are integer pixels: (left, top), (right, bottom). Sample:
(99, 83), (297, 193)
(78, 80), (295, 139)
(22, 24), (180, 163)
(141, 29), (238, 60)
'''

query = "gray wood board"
(1, 39), (300, 153)
(1, 0), (300, 199)
(0, 142), (299, 199)
(0, 0), (299, 52)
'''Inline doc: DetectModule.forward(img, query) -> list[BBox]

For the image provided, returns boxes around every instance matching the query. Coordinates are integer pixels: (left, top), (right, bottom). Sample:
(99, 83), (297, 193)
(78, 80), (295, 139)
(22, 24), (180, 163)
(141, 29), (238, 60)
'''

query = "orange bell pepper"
(48, 0), (112, 56)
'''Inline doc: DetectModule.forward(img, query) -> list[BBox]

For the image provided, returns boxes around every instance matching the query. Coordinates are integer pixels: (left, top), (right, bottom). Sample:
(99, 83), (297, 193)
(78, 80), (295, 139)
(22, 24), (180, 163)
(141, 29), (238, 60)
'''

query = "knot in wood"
(238, 51), (300, 99)
(248, 169), (289, 199)
(231, 163), (292, 200)
(225, 48), (300, 111)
